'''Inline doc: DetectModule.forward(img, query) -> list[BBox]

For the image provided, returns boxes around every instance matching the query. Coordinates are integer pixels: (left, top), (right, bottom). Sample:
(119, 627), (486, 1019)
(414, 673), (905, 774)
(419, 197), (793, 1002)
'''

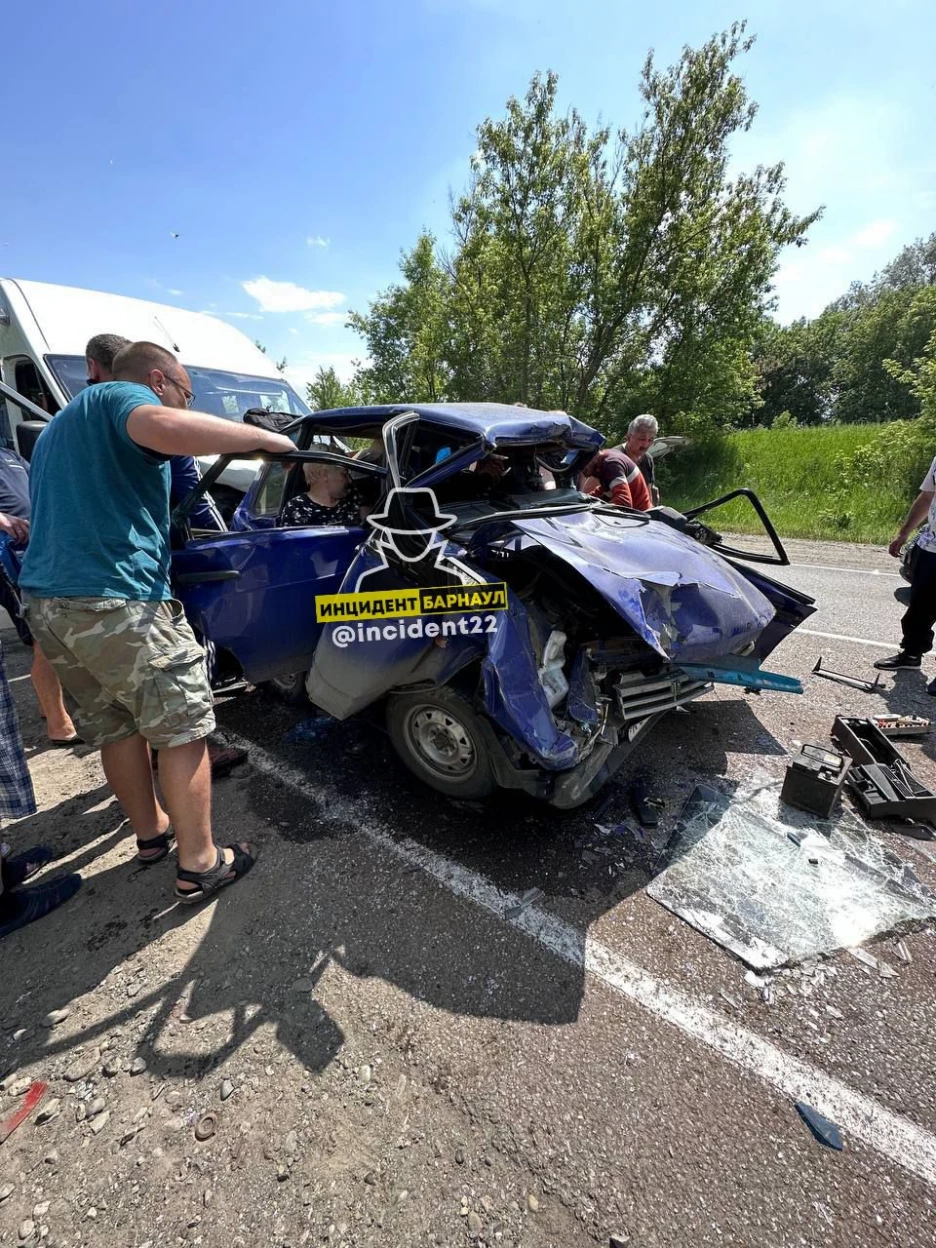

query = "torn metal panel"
(648, 780), (936, 969)
(512, 510), (777, 662)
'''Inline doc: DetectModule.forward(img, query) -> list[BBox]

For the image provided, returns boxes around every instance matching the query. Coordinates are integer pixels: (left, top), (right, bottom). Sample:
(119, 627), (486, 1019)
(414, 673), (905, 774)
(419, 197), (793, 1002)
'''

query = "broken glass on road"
(647, 779), (936, 969)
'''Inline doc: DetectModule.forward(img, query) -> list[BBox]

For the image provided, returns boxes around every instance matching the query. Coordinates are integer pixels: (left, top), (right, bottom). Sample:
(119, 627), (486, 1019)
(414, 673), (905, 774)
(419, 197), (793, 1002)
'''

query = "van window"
(8, 358), (58, 415)
(45, 355), (88, 399)
(46, 355), (310, 420)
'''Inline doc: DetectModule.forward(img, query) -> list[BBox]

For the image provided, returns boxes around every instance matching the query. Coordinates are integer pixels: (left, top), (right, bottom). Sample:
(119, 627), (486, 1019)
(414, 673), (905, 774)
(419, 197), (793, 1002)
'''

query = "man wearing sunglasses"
(84, 334), (243, 781)
(86, 334), (226, 533)
(19, 341), (294, 906)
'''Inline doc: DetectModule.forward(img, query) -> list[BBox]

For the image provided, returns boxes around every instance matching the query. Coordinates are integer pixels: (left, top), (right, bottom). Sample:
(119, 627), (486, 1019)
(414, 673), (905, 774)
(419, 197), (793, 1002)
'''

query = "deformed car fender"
(479, 596), (578, 770)
(508, 510), (777, 663)
(307, 544), (579, 771)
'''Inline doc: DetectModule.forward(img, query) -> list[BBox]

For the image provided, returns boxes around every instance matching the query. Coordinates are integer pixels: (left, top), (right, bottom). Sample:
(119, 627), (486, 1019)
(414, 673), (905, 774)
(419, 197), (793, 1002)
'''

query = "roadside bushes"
(661, 424), (914, 543)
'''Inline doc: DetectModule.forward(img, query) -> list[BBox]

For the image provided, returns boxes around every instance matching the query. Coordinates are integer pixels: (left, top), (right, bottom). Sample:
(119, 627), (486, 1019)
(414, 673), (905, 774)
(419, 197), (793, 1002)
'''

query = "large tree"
(349, 232), (451, 403)
(350, 24), (818, 433)
(749, 313), (844, 427)
(833, 286), (936, 423)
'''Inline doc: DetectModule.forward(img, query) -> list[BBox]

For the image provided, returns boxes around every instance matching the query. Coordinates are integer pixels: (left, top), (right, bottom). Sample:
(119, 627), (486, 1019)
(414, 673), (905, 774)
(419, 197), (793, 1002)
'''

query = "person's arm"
(0, 512), (29, 544)
(126, 405), (294, 458)
(607, 476), (635, 507)
(888, 491), (933, 557)
(627, 472), (652, 511)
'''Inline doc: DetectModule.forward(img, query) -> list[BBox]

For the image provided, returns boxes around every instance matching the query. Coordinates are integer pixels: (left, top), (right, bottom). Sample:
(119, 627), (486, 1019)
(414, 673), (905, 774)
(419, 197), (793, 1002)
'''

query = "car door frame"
(170, 448), (387, 684)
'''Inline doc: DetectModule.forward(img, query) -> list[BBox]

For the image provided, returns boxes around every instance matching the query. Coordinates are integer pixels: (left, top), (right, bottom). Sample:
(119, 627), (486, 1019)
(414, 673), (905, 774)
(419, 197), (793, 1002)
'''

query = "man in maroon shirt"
(579, 448), (652, 510)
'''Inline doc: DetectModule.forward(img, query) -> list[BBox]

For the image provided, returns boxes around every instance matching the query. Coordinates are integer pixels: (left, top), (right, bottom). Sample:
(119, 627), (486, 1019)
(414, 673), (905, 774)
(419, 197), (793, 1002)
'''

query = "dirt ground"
(2, 538), (936, 1248)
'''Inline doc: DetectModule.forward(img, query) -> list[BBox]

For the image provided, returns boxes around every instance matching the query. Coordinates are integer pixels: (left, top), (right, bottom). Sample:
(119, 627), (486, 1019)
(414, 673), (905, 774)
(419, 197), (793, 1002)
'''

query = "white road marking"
(786, 561), (900, 578)
(798, 628), (896, 650)
(223, 730), (936, 1188)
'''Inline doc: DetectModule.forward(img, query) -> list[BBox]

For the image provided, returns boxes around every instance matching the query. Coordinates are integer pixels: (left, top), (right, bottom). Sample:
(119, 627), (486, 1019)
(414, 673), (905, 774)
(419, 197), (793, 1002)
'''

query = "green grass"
(660, 425), (912, 545)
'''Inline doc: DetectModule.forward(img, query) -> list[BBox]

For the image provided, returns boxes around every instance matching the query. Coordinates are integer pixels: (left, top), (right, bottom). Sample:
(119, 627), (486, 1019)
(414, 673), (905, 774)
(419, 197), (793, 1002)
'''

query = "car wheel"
(264, 671), (310, 706)
(386, 687), (496, 800)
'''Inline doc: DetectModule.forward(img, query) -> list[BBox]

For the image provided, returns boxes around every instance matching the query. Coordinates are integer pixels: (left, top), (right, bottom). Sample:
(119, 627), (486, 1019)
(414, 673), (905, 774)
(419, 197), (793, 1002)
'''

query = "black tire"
(263, 671), (310, 706)
(386, 687), (496, 800)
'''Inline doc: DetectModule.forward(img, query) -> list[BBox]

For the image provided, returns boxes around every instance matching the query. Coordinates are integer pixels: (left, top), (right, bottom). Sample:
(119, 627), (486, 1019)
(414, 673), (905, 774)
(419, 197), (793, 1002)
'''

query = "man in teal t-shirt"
(22, 380), (173, 600)
(21, 341), (293, 905)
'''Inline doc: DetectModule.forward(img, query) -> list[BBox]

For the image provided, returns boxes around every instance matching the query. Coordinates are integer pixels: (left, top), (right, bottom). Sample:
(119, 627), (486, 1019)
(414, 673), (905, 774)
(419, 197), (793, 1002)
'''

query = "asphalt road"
(4, 536), (936, 1248)
(209, 534), (936, 1246)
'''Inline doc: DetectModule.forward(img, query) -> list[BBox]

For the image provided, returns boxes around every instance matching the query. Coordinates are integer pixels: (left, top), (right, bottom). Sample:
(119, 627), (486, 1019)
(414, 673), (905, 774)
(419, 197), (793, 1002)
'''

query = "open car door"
(170, 449), (386, 685)
(660, 489), (816, 660)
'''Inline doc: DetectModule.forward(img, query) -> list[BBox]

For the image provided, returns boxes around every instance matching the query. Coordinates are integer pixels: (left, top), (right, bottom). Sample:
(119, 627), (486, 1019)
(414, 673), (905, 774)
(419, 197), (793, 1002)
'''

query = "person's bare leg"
(30, 647), (77, 741)
(100, 734), (170, 859)
(156, 739), (247, 887)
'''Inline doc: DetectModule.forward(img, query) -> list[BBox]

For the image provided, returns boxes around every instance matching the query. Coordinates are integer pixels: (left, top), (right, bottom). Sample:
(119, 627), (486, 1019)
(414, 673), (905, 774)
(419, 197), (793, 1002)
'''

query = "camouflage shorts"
(22, 596), (216, 750)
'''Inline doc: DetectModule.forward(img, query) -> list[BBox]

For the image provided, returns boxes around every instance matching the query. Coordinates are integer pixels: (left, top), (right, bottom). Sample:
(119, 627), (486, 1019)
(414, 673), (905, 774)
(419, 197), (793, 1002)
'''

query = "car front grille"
(612, 668), (712, 722)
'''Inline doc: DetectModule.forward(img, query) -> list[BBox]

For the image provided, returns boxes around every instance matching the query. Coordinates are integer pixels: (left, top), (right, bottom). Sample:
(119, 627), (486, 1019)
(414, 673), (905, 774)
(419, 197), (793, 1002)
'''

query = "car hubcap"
(408, 707), (476, 779)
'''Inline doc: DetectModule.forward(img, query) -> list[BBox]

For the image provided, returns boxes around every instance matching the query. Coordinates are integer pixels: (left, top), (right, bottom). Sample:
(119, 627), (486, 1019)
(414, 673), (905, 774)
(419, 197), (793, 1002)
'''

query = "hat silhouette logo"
(354, 486), (479, 590)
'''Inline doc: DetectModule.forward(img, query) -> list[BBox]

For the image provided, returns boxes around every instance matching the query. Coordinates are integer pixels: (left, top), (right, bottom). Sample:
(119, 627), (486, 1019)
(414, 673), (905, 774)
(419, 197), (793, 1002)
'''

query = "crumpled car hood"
(509, 510), (776, 663)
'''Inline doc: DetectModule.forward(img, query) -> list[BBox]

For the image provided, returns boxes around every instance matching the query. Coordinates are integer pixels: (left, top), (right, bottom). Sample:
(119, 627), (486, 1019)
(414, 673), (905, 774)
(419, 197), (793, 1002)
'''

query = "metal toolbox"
(831, 715), (936, 827)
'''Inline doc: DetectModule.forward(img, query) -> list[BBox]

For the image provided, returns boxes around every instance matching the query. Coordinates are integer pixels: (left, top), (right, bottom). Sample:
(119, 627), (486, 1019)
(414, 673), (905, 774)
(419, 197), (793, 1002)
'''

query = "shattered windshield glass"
(648, 778), (936, 969)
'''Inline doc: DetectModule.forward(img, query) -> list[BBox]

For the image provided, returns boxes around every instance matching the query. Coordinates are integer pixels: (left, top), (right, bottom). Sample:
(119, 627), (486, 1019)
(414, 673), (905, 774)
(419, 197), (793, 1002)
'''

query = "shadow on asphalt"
(4, 677), (786, 1090)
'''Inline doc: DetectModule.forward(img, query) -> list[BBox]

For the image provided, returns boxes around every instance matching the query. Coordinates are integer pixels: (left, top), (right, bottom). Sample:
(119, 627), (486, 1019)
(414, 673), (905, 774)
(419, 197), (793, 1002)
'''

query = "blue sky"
(4, 0), (934, 395)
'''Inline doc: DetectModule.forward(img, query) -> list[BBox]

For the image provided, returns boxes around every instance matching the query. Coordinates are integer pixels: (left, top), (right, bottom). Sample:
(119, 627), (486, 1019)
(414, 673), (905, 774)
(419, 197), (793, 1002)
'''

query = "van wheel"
(386, 687), (496, 800)
(264, 671), (310, 706)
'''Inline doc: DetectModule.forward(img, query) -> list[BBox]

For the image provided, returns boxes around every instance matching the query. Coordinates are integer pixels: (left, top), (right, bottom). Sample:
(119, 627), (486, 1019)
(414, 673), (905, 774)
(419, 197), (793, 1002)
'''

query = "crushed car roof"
(302, 403), (604, 450)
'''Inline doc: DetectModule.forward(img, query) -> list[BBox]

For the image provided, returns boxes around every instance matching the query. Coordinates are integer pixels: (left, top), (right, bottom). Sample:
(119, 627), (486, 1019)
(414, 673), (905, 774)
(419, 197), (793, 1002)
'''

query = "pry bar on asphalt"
(812, 657), (883, 693)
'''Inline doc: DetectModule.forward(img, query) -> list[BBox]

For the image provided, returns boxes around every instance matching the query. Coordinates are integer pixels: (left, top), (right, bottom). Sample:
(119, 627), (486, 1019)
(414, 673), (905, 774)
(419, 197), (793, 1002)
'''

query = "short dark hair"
(85, 333), (131, 370)
(111, 341), (179, 383)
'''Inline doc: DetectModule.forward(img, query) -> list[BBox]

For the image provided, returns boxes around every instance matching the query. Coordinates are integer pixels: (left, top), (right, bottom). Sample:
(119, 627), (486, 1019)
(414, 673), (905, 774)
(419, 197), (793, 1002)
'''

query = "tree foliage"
(349, 24), (817, 434)
(349, 233), (452, 403)
(755, 254), (936, 426)
(305, 365), (363, 412)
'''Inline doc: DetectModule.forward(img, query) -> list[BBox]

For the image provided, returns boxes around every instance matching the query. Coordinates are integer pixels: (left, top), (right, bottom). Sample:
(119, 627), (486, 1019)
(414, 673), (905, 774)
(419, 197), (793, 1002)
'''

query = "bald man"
(20, 342), (293, 906)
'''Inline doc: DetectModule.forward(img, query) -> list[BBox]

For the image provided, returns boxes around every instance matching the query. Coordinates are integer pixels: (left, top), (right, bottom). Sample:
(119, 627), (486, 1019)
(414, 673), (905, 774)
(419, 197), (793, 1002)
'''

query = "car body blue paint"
(171, 402), (814, 795)
(504, 510), (776, 662)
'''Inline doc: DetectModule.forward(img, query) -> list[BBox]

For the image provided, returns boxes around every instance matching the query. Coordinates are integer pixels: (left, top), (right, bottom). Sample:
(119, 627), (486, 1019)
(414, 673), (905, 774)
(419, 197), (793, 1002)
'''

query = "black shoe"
(874, 651), (922, 670)
(927, 677), (936, 697)
(0, 874), (82, 940)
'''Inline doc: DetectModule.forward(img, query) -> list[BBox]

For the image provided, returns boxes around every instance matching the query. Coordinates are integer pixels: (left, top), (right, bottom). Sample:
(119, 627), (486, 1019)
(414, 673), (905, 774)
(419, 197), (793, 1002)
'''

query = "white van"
(0, 278), (312, 512)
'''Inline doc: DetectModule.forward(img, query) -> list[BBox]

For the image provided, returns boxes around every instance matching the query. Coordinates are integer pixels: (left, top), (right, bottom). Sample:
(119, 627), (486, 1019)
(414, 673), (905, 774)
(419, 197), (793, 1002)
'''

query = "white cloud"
(289, 327), (299, 335)
(306, 235), (330, 248)
(729, 92), (927, 320)
(850, 218), (900, 249)
(223, 311), (264, 321)
(166, 287), (184, 297)
(306, 311), (346, 326)
(242, 276), (346, 314)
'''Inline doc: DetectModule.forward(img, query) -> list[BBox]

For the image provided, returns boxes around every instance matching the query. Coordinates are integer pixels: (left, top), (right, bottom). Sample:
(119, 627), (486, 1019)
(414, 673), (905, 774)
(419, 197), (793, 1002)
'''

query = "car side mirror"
(16, 421), (46, 463)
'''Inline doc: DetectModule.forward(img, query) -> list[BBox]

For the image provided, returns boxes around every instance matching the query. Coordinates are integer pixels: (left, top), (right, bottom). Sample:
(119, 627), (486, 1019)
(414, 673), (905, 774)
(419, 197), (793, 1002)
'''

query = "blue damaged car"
(170, 404), (816, 808)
